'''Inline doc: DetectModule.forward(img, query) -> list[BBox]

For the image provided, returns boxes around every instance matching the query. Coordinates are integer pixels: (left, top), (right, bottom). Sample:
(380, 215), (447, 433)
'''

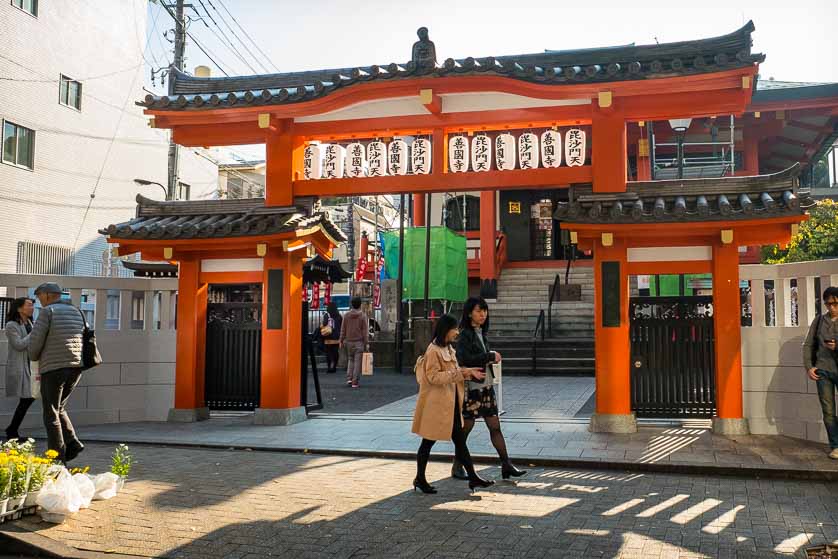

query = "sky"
(144, 0), (838, 161)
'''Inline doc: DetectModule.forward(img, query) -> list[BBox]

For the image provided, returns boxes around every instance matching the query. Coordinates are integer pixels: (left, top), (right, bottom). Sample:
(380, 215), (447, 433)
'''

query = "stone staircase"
(489, 265), (595, 376)
(491, 266), (594, 337)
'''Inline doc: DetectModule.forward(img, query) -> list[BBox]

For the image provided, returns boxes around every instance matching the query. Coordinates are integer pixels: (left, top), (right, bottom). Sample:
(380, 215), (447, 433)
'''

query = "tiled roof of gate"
(140, 22), (763, 111)
(100, 195), (346, 242)
(554, 164), (813, 224)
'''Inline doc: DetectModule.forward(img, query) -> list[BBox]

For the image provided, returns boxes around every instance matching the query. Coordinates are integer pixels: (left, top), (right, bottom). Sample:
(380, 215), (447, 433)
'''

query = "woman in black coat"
(322, 302), (342, 373)
(454, 296), (526, 480)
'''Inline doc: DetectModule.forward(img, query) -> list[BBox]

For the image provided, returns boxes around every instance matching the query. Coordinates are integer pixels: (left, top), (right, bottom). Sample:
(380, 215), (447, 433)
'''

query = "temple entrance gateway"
(205, 285), (263, 411)
(629, 295), (716, 418)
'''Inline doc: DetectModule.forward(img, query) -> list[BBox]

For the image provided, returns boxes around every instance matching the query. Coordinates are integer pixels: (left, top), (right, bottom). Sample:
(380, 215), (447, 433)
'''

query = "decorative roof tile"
(140, 23), (763, 111)
(100, 195), (346, 242)
(554, 164), (812, 224)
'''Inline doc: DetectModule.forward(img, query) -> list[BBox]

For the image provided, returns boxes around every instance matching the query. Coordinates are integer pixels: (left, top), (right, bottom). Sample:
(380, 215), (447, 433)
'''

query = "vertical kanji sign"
(449, 135), (469, 173)
(565, 128), (586, 167)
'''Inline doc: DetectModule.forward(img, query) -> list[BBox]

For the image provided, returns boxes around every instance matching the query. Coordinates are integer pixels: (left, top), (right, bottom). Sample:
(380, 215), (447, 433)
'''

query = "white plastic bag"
(92, 472), (120, 501)
(72, 473), (95, 509)
(36, 468), (82, 514)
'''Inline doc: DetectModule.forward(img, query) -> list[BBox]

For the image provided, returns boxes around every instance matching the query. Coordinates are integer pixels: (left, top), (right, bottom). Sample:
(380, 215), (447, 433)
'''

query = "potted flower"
(8, 456), (27, 510)
(0, 454), (10, 515)
(111, 444), (132, 491)
(24, 451), (55, 508)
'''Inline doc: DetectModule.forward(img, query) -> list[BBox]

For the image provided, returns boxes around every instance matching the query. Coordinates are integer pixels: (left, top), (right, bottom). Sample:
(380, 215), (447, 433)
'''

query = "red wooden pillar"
(590, 236), (635, 432)
(256, 246), (306, 425)
(592, 109), (627, 193)
(711, 240), (749, 434)
(413, 194), (425, 227)
(170, 257), (209, 421)
(265, 119), (303, 207)
(743, 128), (760, 175)
(479, 190), (497, 299)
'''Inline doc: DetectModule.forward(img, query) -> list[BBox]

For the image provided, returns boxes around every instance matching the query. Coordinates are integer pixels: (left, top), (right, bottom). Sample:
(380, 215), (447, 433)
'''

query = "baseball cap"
(34, 282), (62, 295)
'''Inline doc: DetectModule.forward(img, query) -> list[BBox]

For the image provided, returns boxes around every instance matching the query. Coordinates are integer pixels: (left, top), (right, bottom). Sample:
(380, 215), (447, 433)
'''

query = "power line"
(213, 0), (280, 73)
(204, 0), (271, 74)
(195, 0), (261, 74)
(159, 1), (232, 77)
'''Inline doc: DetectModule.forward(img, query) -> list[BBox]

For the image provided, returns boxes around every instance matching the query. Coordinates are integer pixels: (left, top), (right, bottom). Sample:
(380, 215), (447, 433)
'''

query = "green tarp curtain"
(382, 227), (467, 302)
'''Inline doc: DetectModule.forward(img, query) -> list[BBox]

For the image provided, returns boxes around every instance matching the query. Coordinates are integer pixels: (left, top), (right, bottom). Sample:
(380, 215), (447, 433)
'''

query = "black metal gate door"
(205, 302), (262, 410)
(629, 296), (716, 418)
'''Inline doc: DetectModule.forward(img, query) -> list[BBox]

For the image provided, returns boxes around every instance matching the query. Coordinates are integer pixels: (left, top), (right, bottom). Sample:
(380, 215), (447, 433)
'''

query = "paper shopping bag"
(492, 362), (501, 385)
(31, 360), (41, 399)
(361, 352), (374, 376)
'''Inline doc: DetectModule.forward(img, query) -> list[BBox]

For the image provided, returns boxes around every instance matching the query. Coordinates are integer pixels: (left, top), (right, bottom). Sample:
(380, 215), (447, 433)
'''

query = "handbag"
(77, 308), (102, 370)
(320, 324), (333, 337)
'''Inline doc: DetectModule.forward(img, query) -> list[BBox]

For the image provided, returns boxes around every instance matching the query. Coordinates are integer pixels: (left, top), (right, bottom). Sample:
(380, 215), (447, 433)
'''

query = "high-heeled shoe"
(468, 475), (495, 492)
(413, 478), (437, 494)
(451, 460), (468, 480)
(501, 462), (527, 480)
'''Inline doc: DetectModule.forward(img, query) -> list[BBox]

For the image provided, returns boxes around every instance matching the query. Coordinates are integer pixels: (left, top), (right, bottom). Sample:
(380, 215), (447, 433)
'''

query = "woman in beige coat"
(412, 314), (495, 494)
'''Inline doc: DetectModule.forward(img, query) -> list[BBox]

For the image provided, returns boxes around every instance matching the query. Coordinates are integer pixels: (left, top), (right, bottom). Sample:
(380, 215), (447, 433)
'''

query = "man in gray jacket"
(28, 282), (86, 462)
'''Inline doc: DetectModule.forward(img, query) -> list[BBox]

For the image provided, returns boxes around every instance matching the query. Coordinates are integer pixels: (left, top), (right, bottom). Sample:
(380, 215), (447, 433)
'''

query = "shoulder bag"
(77, 308), (103, 370)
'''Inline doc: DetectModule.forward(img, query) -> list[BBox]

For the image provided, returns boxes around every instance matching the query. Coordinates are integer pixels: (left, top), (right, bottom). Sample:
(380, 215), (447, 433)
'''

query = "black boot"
(451, 460), (468, 480)
(4, 427), (18, 442)
(501, 462), (527, 480)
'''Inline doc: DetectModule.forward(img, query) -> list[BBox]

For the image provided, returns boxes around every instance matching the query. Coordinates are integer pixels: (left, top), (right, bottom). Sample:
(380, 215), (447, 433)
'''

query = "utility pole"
(166, 0), (186, 201)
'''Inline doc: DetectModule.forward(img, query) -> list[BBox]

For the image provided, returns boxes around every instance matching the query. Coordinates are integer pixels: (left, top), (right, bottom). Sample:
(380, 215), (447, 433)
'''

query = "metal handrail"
(532, 309), (545, 374)
(548, 274), (561, 337)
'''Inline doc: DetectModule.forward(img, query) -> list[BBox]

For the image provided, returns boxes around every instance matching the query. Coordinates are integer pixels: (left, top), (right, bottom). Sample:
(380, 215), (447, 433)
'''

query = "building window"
(177, 181), (191, 200)
(2, 120), (35, 169)
(59, 75), (82, 110)
(16, 240), (74, 274)
(225, 175), (264, 199)
(11, 0), (37, 16)
(444, 195), (480, 231)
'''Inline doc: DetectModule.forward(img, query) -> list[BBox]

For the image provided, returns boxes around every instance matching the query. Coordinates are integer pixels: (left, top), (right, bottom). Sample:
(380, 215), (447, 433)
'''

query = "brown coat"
(411, 342), (466, 441)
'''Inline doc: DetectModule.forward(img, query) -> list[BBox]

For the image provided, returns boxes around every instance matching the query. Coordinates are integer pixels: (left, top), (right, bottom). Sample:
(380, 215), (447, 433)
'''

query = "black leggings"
(324, 344), (339, 371)
(5, 397), (35, 436)
(416, 399), (477, 482)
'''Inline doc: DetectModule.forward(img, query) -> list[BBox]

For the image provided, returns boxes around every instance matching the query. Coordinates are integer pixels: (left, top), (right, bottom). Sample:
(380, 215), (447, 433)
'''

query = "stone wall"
(740, 260), (838, 443)
(0, 274), (177, 429)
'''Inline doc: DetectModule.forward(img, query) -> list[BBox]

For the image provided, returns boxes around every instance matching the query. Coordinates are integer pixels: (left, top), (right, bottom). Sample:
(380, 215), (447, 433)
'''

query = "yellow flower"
(45, 450), (58, 459)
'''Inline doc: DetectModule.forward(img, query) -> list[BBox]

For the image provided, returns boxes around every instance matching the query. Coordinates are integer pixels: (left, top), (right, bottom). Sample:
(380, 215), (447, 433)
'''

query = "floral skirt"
(462, 385), (499, 420)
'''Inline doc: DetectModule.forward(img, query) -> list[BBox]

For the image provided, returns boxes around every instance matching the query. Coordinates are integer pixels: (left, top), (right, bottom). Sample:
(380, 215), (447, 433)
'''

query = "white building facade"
(0, 0), (217, 276)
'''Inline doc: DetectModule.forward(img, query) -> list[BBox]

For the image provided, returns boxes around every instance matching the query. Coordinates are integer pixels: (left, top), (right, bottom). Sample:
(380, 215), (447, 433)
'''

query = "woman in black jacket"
(454, 296), (526, 480)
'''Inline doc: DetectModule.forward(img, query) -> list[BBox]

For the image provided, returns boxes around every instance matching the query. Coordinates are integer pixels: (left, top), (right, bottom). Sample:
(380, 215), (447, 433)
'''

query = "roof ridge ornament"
(412, 27), (436, 72)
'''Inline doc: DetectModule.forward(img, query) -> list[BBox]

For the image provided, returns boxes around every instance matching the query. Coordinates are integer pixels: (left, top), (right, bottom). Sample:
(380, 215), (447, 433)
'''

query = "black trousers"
(416, 399), (476, 481)
(5, 397), (35, 437)
(325, 343), (340, 371)
(40, 367), (83, 458)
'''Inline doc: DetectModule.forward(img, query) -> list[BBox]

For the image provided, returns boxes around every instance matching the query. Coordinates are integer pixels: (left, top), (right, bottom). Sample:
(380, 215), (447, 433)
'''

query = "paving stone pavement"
(10, 443), (838, 558)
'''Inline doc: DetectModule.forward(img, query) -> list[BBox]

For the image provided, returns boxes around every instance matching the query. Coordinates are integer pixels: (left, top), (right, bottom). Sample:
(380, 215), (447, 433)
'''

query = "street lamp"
(668, 118), (692, 179)
(133, 178), (168, 200)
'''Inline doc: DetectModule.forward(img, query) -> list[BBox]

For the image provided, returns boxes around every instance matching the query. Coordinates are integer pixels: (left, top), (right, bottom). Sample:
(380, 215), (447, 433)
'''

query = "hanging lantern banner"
(541, 130), (562, 168)
(471, 135), (491, 172)
(367, 141), (387, 177)
(345, 142), (366, 178)
(495, 133), (516, 170)
(388, 139), (408, 176)
(411, 138), (431, 174)
(303, 284), (311, 304)
(355, 255), (368, 282)
(311, 282), (320, 309)
(303, 143), (323, 180)
(565, 128), (586, 167)
(323, 144), (346, 178)
(324, 282), (332, 305)
(518, 133), (539, 170)
(448, 135), (469, 173)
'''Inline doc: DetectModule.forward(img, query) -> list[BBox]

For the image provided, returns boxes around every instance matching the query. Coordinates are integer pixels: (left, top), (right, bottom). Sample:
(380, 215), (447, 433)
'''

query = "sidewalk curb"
(77, 437), (838, 482)
(0, 524), (139, 558)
